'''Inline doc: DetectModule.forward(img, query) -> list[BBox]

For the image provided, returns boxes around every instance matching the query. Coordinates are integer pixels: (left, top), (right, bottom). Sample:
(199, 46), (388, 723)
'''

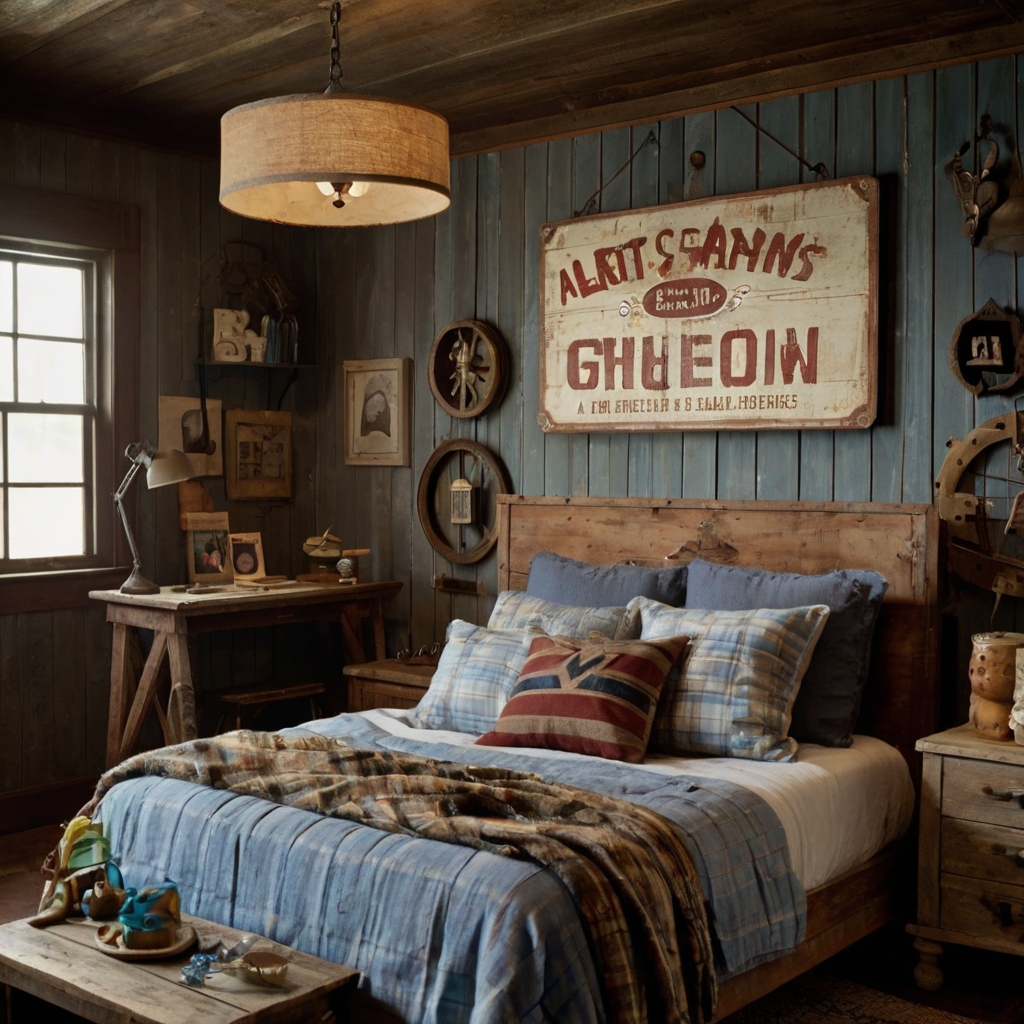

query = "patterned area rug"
(724, 975), (980, 1024)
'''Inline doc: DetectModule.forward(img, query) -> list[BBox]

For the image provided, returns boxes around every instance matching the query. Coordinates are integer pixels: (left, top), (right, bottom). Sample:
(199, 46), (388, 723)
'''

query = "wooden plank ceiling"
(2, 0), (1024, 158)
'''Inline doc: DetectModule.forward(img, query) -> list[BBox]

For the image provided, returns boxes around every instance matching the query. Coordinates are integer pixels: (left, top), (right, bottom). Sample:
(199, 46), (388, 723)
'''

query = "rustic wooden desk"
(91, 581), (402, 768)
(0, 914), (358, 1024)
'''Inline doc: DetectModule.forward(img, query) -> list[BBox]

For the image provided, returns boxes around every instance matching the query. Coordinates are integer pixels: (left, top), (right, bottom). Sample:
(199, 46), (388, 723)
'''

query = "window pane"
(18, 338), (85, 403)
(8, 487), (84, 559)
(8, 413), (83, 482)
(0, 262), (11, 332)
(17, 263), (83, 339)
(0, 336), (12, 402)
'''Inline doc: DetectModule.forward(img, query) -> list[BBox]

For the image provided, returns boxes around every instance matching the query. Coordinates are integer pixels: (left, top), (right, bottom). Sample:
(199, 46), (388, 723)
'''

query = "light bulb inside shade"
(315, 180), (371, 199)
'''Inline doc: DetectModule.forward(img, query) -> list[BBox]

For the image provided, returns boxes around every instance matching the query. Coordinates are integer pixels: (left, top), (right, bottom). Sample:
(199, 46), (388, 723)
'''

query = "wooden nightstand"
(344, 659), (435, 712)
(909, 724), (1024, 990)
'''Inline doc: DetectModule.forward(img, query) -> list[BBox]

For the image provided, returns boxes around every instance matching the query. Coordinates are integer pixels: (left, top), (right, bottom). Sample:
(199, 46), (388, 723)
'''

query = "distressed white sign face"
(538, 176), (878, 432)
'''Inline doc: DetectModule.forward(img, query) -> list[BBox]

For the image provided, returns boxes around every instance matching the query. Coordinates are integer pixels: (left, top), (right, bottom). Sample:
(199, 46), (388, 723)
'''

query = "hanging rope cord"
(572, 110), (829, 218)
(729, 107), (831, 180)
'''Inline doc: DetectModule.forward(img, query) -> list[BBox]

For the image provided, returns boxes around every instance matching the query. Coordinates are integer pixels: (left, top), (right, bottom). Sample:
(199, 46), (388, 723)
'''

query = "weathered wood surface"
(941, 817), (1024, 886)
(941, 756), (1024, 829)
(713, 849), (899, 1021)
(918, 753), (942, 928)
(494, 495), (938, 773)
(97, 584), (401, 764)
(0, 915), (356, 1024)
(939, 872), (1024, 947)
(342, 659), (434, 711)
(2, 0), (1024, 160)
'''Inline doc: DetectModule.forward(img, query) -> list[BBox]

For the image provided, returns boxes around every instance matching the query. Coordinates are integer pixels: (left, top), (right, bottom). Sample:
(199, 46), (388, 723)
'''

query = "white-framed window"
(0, 244), (98, 569)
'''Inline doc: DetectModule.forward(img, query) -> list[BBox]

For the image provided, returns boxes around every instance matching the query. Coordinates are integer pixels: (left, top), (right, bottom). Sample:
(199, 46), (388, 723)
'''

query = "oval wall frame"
(416, 438), (511, 564)
(428, 319), (509, 419)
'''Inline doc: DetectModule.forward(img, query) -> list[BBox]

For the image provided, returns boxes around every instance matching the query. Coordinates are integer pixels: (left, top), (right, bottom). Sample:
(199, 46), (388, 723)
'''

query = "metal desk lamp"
(115, 441), (194, 595)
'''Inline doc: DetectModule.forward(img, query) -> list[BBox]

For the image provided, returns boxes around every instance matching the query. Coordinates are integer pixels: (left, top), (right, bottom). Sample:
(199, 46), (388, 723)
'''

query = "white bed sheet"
(357, 708), (915, 893)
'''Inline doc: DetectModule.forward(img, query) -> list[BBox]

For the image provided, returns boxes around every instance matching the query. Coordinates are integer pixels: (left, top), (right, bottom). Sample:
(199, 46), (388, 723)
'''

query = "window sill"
(0, 565), (131, 616)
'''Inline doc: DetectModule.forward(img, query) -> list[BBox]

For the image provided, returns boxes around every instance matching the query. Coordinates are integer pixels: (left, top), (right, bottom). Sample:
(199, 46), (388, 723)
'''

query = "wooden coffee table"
(0, 914), (358, 1023)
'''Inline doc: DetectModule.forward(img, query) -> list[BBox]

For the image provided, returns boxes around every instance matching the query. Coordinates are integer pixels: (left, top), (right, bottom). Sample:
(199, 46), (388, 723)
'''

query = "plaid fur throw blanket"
(80, 731), (715, 1024)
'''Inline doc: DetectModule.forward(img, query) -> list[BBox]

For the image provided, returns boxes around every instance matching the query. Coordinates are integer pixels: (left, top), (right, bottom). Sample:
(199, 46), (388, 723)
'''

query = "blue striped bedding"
(96, 712), (805, 1024)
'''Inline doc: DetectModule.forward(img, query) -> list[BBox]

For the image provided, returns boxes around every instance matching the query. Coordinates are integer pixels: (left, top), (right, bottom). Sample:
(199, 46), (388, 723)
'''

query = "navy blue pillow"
(526, 551), (687, 609)
(684, 558), (887, 747)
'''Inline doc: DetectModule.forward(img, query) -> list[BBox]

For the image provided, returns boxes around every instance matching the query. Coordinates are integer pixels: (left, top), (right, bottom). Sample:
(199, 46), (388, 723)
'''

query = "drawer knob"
(982, 785), (1024, 806)
(999, 846), (1024, 864)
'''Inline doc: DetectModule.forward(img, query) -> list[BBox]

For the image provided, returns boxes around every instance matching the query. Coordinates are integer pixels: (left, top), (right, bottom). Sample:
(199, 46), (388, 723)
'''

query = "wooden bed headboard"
(496, 496), (940, 775)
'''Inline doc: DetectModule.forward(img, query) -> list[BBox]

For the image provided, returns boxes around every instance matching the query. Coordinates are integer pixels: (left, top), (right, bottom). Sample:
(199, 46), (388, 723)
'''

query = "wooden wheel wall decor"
(428, 319), (509, 419)
(417, 439), (512, 564)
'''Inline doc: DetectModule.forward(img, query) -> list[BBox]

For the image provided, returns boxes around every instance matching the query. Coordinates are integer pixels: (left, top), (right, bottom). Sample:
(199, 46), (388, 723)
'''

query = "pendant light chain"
(326, 1), (343, 93)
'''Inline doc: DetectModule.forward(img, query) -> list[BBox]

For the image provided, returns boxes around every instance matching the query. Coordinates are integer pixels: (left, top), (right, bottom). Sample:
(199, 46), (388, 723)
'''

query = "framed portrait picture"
(343, 358), (411, 466)
(229, 532), (265, 581)
(225, 409), (293, 500)
(158, 396), (223, 477)
(184, 512), (233, 584)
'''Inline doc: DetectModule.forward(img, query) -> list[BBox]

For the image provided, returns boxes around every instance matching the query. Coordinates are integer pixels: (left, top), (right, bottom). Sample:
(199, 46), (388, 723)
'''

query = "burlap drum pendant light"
(219, 3), (450, 228)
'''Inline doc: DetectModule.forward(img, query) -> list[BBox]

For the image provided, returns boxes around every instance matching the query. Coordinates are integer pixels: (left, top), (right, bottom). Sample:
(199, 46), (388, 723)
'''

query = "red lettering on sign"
(679, 228), (702, 271)
(641, 337), (669, 390)
(720, 330), (757, 387)
(572, 259), (606, 298)
(699, 218), (727, 270)
(655, 229), (675, 278)
(728, 227), (767, 272)
(603, 337), (635, 390)
(764, 329), (776, 386)
(594, 247), (625, 288)
(567, 339), (601, 389)
(792, 243), (827, 282)
(559, 269), (578, 306)
(680, 335), (713, 388)
(780, 328), (818, 384)
(762, 232), (805, 278)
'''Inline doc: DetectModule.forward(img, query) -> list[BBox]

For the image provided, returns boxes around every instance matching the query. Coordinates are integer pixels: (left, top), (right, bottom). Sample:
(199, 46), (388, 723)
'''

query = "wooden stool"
(210, 681), (326, 732)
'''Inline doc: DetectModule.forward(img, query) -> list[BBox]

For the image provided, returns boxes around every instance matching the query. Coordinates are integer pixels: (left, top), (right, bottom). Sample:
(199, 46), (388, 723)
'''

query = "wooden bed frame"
(495, 495), (940, 1021)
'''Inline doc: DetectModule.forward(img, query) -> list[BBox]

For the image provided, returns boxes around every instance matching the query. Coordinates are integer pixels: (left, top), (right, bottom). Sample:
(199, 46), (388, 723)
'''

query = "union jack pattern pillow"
(475, 632), (690, 763)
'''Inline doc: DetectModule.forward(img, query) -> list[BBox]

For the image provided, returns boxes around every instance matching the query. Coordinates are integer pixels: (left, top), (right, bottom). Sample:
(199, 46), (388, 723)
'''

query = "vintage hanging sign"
(538, 176), (878, 432)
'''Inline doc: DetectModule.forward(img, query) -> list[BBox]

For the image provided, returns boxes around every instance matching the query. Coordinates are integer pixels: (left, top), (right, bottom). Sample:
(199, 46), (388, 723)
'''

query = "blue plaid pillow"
(631, 597), (830, 761)
(487, 591), (638, 640)
(414, 621), (535, 734)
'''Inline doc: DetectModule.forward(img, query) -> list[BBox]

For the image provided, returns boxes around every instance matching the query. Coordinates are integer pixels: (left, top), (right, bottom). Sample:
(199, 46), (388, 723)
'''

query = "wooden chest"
(343, 659), (435, 712)
(909, 725), (1024, 989)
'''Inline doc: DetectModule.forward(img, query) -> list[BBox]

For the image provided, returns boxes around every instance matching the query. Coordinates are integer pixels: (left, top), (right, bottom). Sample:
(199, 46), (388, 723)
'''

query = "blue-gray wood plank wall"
(0, 118), (318, 796)
(317, 58), (1024, 724)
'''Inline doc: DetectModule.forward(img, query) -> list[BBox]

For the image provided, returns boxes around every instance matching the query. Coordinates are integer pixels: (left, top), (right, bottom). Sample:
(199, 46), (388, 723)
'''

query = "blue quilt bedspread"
(96, 713), (805, 1024)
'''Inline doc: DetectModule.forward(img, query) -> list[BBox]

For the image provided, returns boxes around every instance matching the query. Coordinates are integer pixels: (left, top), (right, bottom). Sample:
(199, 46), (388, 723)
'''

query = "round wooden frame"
(416, 438), (511, 564)
(427, 319), (509, 419)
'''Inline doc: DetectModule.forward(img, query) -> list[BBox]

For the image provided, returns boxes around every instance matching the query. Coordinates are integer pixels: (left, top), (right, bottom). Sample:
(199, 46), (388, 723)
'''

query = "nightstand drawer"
(942, 817), (1024, 885)
(941, 873), (1024, 944)
(942, 756), (1024, 829)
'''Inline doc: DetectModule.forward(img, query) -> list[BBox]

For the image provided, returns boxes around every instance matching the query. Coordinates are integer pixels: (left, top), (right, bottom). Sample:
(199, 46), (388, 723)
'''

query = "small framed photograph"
(344, 357), (411, 466)
(225, 409), (292, 500)
(229, 532), (265, 581)
(184, 512), (233, 584)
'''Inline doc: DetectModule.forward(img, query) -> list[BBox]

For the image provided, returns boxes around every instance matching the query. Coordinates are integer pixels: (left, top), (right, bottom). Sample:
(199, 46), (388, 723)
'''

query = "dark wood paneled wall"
(316, 57), (1024, 725)
(0, 119), (318, 794)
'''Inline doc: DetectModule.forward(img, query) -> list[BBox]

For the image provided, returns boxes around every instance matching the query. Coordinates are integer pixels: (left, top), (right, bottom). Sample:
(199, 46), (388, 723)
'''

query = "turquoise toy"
(117, 882), (182, 950)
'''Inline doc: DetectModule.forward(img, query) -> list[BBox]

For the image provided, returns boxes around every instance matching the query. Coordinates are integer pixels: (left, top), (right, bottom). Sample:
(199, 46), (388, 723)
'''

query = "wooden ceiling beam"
(0, 0), (134, 68)
(449, 21), (1024, 156)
